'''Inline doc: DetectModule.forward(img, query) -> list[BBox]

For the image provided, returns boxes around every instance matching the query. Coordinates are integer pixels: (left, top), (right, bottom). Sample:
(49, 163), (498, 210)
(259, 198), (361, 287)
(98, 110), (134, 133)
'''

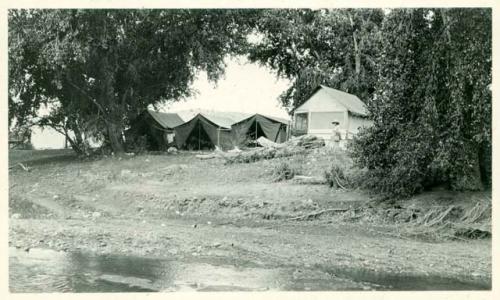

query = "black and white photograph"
(4, 1), (495, 295)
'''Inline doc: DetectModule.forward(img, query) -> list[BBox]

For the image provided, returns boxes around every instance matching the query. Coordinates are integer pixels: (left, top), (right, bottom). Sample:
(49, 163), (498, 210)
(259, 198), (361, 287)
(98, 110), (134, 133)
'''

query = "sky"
(31, 56), (292, 149)
(31, 126), (67, 149)
(161, 56), (291, 118)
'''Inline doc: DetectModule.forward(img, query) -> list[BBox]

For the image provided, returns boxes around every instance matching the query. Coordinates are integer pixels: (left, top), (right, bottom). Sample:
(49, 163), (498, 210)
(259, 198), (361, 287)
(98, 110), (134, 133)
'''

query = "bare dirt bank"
(8, 149), (491, 289)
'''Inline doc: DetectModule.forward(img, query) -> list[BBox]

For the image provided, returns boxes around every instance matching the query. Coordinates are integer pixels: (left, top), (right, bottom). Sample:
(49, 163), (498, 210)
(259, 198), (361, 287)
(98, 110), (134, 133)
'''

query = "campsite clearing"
(8, 149), (491, 289)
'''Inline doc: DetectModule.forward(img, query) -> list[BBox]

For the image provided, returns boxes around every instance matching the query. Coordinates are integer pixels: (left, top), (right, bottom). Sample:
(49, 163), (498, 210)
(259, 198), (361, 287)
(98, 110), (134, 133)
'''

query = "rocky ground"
(8, 149), (492, 290)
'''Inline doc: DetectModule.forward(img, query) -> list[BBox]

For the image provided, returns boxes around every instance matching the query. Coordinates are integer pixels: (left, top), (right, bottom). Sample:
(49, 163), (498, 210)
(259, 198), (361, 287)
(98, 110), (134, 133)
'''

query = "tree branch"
(64, 76), (111, 127)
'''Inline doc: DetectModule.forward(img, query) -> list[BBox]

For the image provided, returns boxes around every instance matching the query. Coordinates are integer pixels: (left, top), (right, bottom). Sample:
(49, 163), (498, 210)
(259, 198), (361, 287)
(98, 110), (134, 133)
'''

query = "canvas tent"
(174, 112), (290, 150)
(231, 114), (289, 146)
(127, 110), (184, 150)
(174, 113), (236, 150)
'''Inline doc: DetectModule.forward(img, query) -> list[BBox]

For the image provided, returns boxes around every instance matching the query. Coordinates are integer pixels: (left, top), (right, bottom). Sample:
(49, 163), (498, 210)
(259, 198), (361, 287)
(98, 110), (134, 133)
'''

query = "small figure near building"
(331, 121), (341, 143)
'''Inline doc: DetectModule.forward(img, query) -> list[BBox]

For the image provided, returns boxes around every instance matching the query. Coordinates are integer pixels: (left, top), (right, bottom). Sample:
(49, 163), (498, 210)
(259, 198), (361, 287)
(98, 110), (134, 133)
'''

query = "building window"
(294, 113), (308, 133)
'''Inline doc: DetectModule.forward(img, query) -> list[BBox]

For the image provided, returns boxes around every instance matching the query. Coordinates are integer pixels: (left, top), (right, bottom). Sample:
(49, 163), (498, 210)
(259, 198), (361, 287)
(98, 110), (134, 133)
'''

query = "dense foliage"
(9, 9), (256, 154)
(349, 8), (491, 197)
(249, 9), (384, 110)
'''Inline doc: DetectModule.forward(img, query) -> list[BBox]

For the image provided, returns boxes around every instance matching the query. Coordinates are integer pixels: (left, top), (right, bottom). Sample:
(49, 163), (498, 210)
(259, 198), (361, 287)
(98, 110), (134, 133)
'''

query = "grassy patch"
(272, 161), (302, 181)
(9, 149), (76, 167)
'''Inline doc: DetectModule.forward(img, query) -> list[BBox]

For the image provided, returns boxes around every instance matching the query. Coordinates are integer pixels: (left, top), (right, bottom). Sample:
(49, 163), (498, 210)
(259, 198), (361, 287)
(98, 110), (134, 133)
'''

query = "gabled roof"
(258, 114), (290, 125)
(200, 113), (240, 129)
(232, 113), (290, 126)
(175, 109), (253, 128)
(147, 110), (184, 129)
(187, 113), (229, 129)
(296, 85), (368, 116)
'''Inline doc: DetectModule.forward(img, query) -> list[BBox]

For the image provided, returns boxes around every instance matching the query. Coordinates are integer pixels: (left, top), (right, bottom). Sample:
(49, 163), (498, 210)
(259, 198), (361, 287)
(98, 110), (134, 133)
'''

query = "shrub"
(324, 164), (355, 189)
(19, 141), (35, 150)
(347, 9), (491, 199)
(272, 161), (301, 182)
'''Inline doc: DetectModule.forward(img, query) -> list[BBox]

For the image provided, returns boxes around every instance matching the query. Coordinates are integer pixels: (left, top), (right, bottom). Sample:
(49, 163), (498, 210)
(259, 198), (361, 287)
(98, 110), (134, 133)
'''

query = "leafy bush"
(324, 164), (353, 189)
(17, 141), (35, 150)
(349, 122), (489, 199)
(349, 125), (436, 198)
(272, 161), (302, 182)
(348, 9), (491, 199)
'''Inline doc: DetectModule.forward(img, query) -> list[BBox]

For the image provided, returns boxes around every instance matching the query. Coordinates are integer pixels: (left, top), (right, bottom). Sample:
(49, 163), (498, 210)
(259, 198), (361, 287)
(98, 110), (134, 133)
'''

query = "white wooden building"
(293, 85), (372, 142)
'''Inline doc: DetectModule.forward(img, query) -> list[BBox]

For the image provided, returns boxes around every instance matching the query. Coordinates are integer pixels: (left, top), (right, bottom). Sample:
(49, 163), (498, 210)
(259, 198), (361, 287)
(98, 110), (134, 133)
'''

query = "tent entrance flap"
(253, 115), (283, 142)
(184, 122), (214, 151)
(174, 114), (235, 150)
(247, 121), (267, 141)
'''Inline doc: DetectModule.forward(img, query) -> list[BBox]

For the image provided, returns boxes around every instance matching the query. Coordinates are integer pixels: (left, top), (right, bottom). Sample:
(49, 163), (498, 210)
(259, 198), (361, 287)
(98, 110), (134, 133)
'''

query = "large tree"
(350, 8), (492, 197)
(9, 9), (256, 154)
(248, 9), (384, 110)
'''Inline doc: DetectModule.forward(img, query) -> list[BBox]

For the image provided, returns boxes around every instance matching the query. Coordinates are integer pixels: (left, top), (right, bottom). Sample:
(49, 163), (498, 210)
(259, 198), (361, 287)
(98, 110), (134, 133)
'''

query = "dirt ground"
(8, 149), (492, 288)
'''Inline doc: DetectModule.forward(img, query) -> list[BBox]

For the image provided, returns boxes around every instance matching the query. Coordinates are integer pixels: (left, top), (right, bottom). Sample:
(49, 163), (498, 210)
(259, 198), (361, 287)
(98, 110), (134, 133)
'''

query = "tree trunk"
(478, 141), (491, 188)
(69, 122), (91, 156)
(353, 35), (361, 76)
(107, 122), (125, 153)
(61, 130), (86, 156)
(452, 145), (483, 191)
(471, 153), (483, 191)
(67, 138), (84, 156)
(348, 13), (362, 77)
(73, 127), (85, 149)
(440, 9), (452, 44)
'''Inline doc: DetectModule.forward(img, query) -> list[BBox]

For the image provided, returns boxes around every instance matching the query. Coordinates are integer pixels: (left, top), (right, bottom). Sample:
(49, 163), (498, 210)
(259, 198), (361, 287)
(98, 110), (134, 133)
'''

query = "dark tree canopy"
(248, 9), (384, 110)
(350, 8), (491, 197)
(9, 9), (257, 153)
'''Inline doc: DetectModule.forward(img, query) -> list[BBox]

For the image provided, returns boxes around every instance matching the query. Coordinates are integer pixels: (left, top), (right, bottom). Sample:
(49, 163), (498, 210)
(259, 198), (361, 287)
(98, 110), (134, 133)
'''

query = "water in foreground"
(9, 247), (491, 292)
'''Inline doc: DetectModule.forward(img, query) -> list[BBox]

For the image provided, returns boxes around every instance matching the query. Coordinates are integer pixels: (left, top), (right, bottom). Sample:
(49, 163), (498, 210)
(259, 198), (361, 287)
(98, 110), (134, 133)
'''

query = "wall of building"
(308, 112), (345, 130)
(292, 112), (373, 141)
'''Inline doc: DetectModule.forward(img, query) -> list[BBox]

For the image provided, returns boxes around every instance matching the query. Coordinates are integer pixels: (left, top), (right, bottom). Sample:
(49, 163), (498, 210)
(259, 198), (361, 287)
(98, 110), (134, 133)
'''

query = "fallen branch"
(195, 154), (217, 160)
(214, 149), (239, 161)
(256, 136), (285, 148)
(460, 202), (490, 224)
(18, 163), (30, 171)
(9, 163), (30, 171)
(287, 208), (350, 221)
(424, 205), (455, 227)
(334, 172), (347, 190)
(292, 175), (327, 185)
